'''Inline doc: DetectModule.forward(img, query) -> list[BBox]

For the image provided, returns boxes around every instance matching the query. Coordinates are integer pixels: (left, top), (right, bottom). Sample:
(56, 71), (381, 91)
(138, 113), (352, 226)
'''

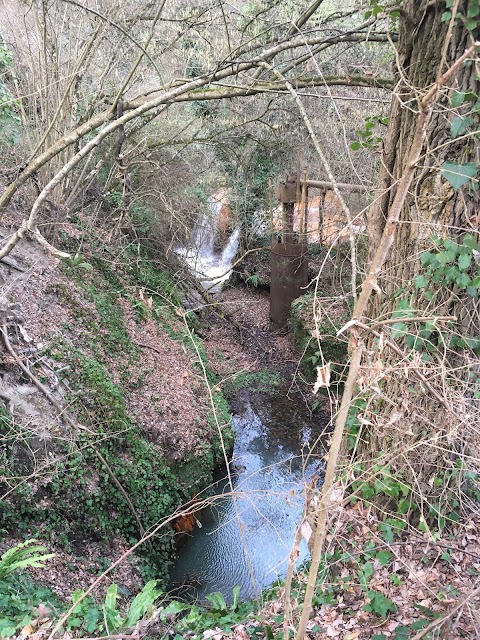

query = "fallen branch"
(0, 256), (26, 272)
(411, 581), (480, 640)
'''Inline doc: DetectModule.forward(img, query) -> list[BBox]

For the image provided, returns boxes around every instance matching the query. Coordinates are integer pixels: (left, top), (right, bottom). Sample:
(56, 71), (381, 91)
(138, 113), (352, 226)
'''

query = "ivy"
(440, 79), (480, 190)
(441, 161), (478, 190)
(351, 115), (388, 151)
(442, 0), (480, 31)
(0, 37), (20, 144)
(390, 234), (480, 356)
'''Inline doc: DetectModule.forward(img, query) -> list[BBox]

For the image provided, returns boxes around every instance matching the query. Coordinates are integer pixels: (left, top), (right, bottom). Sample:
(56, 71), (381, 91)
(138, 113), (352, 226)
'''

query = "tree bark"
(359, 0), (479, 502)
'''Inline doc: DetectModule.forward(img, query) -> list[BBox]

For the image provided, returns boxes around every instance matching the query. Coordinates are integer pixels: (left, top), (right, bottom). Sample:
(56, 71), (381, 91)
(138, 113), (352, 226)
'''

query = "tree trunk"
(357, 0), (479, 512)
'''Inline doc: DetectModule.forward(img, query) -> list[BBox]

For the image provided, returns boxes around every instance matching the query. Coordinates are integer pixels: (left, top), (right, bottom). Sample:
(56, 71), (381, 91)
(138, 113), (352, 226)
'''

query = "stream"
(172, 193), (325, 601)
(169, 391), (325, 602)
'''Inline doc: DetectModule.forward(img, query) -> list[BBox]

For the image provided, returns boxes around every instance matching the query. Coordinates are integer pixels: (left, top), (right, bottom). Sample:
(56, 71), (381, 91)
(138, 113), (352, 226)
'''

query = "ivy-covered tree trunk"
(356, 0), (479, 513)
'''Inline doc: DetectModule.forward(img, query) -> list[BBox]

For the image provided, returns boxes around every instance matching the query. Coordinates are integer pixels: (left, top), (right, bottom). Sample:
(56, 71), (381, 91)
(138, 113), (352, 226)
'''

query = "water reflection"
(168, 392), (325, 601)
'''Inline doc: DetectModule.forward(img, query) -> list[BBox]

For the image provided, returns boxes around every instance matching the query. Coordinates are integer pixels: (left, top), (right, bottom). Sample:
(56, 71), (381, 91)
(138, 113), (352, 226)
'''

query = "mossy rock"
(289, 292), (350, 386)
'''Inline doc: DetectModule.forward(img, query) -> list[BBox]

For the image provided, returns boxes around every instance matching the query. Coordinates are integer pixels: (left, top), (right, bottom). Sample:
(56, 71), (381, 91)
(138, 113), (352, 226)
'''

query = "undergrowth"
(289, 292), (349, 386)
(221, 369), (282, 399)
(1, 236), (232, 584)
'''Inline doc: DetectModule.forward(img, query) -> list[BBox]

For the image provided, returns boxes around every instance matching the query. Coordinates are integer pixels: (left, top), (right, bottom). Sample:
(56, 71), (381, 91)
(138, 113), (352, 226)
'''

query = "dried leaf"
(34, 604), (52, 621)
(203, 629), (224, 640)
(300, 519), (313, 543)
(20, 625), (34, 638)
(313, 363), (331, 393)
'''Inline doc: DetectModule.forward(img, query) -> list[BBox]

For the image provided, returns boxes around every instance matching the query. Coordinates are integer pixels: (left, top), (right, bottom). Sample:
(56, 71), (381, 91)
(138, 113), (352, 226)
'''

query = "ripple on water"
(168, 392), (326, 602)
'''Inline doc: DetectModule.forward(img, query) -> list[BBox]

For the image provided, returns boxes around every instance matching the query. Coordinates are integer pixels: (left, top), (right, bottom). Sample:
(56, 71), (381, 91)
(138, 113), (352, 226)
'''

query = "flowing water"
(172, 193), (325, 601)
(176, 197), (239, 292)
(169, 391), (325, 602)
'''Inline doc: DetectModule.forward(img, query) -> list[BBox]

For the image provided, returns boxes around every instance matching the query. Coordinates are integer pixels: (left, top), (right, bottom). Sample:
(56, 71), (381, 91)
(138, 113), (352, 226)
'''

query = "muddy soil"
(201, 284), (330, 418)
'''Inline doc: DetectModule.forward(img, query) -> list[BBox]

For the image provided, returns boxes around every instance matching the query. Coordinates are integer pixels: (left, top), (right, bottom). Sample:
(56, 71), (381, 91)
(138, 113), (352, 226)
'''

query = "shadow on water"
(168, 390), (327, 602)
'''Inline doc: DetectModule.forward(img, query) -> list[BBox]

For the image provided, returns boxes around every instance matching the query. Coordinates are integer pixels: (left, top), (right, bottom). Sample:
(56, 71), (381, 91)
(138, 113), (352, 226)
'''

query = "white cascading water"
(177, 197), (239, 293)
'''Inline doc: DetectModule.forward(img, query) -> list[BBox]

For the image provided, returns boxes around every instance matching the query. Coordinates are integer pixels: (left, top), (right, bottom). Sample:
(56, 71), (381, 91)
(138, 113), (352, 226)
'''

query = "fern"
(0, 540), (55, 579)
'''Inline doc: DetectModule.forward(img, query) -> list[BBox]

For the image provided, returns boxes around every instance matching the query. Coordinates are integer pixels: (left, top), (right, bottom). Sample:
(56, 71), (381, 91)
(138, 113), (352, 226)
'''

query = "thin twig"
(355, 320), (451, 411)
(260, 61), (358, 302)
(293, 40), (478, 640)
(411, 582), (480, 640)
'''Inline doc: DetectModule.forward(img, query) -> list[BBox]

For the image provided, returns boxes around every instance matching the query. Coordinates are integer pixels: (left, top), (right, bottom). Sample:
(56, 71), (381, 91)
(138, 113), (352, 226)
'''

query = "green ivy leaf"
(441, 161), (478, 190)
(359, 561), (374, 589)
(391, 322), (408, 339)
(442, 237), (457, 251)
(463, 233), (480, 250)
(456, 272), (471, 288)
(361, 484), (375, 500)
(451, 91), (465, 107)
(365, 590), (397, 617)
(415, 275), (428, 288)
(441, 10), (452, 21)
(451, 115), (475, 138)
(84, 607), (101, 634)
(444, 264), (459, 282)
(406, 334), (424, 350)
(350, 141), (361, 150)
(458, 253), (472, 271)
(466, 18), (478, 30)
(376, 550), (393, 565)
(421, 251), (434, 266)
(0, 621), (17, 638)
(392, 299), (414, 318)
(466, 337), (480, 350)
(436, 250), (457, 266)
(467, 4), (480, 17)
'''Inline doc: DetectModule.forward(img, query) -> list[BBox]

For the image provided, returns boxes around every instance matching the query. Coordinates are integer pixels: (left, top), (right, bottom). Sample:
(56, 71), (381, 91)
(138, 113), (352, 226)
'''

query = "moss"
(221, 369), (281, 399)
(0, 350), (182, 580)
(2, 241), (233, 585)
(289, 292), (350, 386)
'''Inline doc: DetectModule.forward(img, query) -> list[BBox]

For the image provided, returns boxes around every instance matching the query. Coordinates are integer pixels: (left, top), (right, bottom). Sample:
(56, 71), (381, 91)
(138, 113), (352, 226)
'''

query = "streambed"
(169, 390), (326, 602)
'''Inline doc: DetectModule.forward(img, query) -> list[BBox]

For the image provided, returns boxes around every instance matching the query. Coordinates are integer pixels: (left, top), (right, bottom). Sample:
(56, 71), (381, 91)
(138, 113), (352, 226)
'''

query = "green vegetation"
(0, 525), (446, 640)
(385, 234), (480, 359)
(1, 239), (232, 583)
(221, 369), (281, 399)
(351, 114), (389, 151)
(0, 542), (165, 638)
(67, 580), (164, 636)
(0, 573), (61, 637)
(0, 38), (20, 144)
(0, 542), (61, 637)
(289, 293), (349, 386)
(0, 1), (478, 636)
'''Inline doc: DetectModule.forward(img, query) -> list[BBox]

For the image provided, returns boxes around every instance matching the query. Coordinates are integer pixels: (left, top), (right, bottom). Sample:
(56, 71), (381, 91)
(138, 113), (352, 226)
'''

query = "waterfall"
(176, 196), (239, 293)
